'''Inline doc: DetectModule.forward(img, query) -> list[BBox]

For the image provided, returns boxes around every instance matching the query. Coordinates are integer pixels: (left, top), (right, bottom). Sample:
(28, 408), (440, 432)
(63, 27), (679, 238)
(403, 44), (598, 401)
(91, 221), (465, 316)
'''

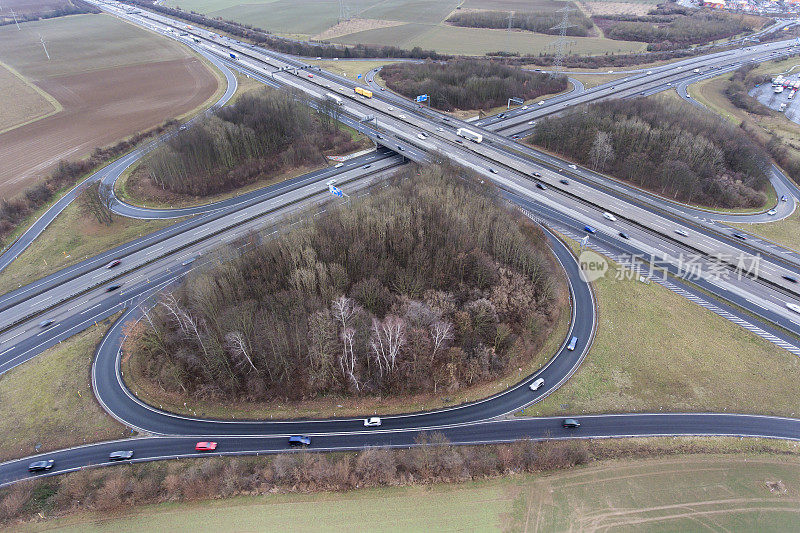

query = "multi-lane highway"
(3, 0), (800, 486)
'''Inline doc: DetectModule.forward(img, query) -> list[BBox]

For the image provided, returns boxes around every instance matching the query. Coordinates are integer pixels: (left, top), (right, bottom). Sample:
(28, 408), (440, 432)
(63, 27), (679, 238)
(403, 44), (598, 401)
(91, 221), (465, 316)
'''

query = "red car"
(106, 259), (121, 269)
(195, 441), (217, 451)
(307, 73), (313, 78)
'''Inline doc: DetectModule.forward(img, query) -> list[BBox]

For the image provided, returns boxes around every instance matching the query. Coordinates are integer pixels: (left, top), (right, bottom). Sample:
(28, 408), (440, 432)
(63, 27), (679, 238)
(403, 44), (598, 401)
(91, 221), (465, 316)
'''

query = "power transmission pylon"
(505, 10), (514, 53)
(9, 7), (20, 30)
(549, 6), (576, 75)
(338, 0), (351, 23)
(39, 33), (50, 60)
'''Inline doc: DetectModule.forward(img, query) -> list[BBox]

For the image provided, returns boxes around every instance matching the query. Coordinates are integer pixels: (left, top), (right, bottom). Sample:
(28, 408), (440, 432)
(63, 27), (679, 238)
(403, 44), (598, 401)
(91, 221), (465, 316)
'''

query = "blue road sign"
(415, 94), (429, 102)
(357, 74), (362, 79)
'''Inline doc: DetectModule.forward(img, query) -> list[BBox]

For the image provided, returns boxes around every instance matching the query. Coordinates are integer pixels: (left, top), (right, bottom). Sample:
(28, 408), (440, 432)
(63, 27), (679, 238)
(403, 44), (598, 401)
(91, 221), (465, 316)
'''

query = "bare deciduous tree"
(430, 320), (454, 358)
(225, 331), (257, 372)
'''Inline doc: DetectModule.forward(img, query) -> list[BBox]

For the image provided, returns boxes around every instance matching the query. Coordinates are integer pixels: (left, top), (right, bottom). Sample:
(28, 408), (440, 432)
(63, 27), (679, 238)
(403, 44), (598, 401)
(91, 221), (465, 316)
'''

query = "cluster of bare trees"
(447, 7), (593, 37)
(595, 10), (759, 49)
(130, 165), (565, 402)
(144, 89), (359, 197)
(381, 60), (567, 112)
(0, 436), (595, 523)
(78, 182), (114, 225)
(724, 63), (771, 116)
(529, 98), (770, 208)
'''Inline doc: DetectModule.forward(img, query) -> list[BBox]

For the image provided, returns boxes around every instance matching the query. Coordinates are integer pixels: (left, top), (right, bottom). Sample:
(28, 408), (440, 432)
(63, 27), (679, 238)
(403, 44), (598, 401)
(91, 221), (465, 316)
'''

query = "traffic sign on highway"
(328, 183), (347, 198)
(415, 94), (429, 102)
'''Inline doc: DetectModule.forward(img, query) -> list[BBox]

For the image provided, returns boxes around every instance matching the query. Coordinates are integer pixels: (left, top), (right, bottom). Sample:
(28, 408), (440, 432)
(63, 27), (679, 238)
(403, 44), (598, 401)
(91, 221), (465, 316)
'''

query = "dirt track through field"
(0, 57), (217, 198)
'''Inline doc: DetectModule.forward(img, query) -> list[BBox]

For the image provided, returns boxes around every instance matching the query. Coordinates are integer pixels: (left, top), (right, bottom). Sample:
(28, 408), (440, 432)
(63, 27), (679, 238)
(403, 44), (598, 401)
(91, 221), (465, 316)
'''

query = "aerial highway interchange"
(2, 0), (800, 486)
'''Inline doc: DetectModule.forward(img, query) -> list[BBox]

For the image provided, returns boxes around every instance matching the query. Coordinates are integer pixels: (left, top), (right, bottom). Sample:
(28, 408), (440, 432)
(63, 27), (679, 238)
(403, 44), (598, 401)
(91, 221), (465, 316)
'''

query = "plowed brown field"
(0, 14), (219, 198)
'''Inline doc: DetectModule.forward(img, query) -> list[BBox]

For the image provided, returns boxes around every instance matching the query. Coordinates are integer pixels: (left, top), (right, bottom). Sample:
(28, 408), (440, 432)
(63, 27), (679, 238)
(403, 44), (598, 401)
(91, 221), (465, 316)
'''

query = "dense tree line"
(380, 60), (567, 111)
(0, 0), (99, 26)
(0, 436), (596, 524)
(123, 0), (444, 60)
(143, 89), (359, 196)
(529, 98), (770, 208)
(594, 10), (759, 49)
(129, 165), (566, 402)
(724, 63), (771, 116)
(0, 119), (177, 245)
(447, 8), (593, 37)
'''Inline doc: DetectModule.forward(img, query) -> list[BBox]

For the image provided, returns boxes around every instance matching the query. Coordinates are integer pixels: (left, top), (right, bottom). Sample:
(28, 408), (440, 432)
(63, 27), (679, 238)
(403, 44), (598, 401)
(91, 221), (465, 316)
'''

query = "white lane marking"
(80, 303), (102, 315)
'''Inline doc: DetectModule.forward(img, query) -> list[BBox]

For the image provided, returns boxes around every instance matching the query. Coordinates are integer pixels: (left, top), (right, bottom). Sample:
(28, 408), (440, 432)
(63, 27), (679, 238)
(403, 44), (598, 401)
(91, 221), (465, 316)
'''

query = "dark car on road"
(29, 459), (55, 472)
(584, 225), (597, 234)
(109, 450), (134, 461)
(106, 284), (121, 292)
(536, 182), (547, 190)
(566, 336), (578, 351)
(562, 418), (581, 428)
(288, 436), (311, 447)
(783, 275), (798, 283)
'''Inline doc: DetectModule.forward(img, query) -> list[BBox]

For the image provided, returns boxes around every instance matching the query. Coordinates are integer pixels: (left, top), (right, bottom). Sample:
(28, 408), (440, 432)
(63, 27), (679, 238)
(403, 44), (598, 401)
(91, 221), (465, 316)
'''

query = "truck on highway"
(354, 87), (373, 98)
(325, 93), (343, 105)
(456, 128), (483, 143)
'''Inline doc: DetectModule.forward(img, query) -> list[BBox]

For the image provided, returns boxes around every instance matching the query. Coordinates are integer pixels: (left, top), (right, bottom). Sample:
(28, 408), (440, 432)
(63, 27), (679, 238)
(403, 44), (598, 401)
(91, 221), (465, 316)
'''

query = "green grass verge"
(29, 453), (800, 532)
(307, 59), (397, 82)
(0, 315), (128, 462)
(568, 72), (631, 89)
(0, 201), (176, 296)
(523, 239), (800, 418)
(730, 212), (800, 254)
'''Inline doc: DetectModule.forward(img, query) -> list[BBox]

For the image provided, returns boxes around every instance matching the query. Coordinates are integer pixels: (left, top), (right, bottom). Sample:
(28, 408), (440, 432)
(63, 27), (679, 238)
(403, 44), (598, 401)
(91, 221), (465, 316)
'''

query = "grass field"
(26, 454), (800, 532)
(0, 201), (176, 297)
(0, 15), (196, 79)
(0, 317), (128, 462)
(567, 71), (629, 89)
(170, 0), (645, 56)
(308, 59), (398, 81)
(333, 23), (646, 56)
(524, 242), (800, 418)
(0, 60), (60, 134)
(730, 213), (800, 254)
